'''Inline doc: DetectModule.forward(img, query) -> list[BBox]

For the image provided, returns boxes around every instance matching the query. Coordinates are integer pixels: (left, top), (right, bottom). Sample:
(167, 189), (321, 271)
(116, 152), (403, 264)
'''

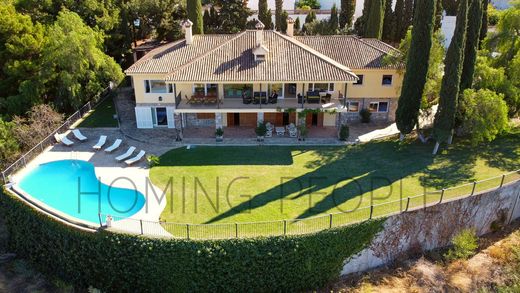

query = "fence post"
(405, 197), (410, 212)
(369, 205), (374, 219)
(186, 224), (190, 240)
(283, 220), (287, 235)
(439, 189), (445, 204)
(98, 213), (103, 228)
(500, 174), (506, 188)
(471, 181), (477, 195)
(329, 213), (333, 228)
(140, 220), (144, 235)
(235, 223), (238, 238)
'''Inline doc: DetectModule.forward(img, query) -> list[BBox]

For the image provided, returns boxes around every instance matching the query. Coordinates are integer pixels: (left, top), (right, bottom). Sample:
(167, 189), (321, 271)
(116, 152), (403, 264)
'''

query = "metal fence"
(1, 87), (111, 184)
(100, 170), (520, 240)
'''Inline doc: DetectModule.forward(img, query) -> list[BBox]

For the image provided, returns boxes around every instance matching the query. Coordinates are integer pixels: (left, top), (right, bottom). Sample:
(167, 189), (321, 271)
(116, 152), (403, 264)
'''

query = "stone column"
(215, 113), (223, 129)
(257, 112), (264, 125)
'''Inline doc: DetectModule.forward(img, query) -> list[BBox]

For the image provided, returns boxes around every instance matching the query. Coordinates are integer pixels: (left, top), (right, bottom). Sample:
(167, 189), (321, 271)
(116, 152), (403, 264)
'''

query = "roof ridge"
(356, 37), (400, 56)
(165, 31), (247, 80)
(273, 31), (358, 80)
(125, 38), (187, 73)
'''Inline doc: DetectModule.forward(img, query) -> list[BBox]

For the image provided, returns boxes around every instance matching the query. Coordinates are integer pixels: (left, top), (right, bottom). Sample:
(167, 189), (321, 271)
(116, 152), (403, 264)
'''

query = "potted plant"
(255, 122), (267, 141)
(298, 125), (308, 141)
(359, 108), (371, 123)
(215, 127), (224, 142)
(338, 124), (349, 141)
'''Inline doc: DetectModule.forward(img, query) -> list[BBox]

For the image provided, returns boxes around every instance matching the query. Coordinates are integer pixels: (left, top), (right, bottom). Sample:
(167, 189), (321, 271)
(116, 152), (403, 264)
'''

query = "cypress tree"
(339, 0), (356, 29)
(401, 0), (414, 38)
(395, 0), (437, 136)
(294, 16), (301, 32)
(460, 0), (483, 91)
(354, 0), (372, 35)
(187, 0), (204, 34)
(393, 0), (404, 40)
(365, 0), (385, 39)
(432, 0), (469, 153)
(280, 10), (289, 33)
(329, 3), (339, 33)
(434, 0), (443, 31)
(480, 0), (488, 46)
(275, 0), (283, 31)
(382, 0), (394, 40)
(258, 0), (271, 30)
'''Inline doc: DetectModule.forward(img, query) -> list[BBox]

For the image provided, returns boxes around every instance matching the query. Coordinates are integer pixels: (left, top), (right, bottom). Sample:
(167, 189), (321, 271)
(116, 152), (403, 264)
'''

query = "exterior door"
(238, 113), (257, 127)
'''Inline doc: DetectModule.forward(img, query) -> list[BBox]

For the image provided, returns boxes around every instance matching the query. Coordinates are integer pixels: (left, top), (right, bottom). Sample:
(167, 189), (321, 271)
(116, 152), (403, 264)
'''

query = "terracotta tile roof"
(126, 34), (237, 74)
(294, 35), (403, 69)
(164, 31), (358, 82)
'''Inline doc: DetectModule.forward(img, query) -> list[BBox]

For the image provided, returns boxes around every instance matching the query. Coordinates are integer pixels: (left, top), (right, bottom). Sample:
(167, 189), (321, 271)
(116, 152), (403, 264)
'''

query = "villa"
(125, 18), (404, 135)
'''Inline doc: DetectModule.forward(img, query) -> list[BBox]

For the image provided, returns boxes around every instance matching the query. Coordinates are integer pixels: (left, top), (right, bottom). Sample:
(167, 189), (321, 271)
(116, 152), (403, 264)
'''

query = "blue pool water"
(17, 160), (146, 224)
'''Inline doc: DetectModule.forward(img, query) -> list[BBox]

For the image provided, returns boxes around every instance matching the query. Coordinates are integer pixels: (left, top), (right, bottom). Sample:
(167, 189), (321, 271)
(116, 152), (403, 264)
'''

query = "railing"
(100, 169), (520, 240)
(1, 87), (111, 184)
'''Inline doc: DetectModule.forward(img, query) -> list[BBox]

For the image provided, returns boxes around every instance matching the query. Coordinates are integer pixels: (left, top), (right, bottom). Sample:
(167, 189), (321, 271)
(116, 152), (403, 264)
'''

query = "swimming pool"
(16, 160), (146, 225)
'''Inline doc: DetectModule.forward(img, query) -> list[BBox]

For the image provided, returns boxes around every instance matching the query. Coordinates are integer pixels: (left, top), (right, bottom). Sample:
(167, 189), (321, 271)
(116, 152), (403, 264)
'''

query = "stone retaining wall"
(342, 181), (520, 275)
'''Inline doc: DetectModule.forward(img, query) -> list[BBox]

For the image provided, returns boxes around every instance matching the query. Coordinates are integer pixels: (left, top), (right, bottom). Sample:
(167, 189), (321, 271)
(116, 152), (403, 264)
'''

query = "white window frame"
(308, 83), (335, 92)
(346, 101), (360, 112)
(152, 106), (169, 127)
(368, 101), (389, 113)
(192, 83), (219, 95)
(145, 80), (171, 94)
(382, 75), (393, 86)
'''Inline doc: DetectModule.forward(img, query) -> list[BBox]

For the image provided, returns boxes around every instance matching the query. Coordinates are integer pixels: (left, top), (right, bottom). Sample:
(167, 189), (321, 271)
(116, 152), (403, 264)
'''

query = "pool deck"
(9, 131), (171, 237)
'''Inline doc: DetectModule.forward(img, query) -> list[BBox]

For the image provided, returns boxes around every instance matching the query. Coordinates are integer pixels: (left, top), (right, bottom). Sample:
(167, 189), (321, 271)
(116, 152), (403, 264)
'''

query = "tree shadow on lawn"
(479, 129), (520, 172)
(206, 140), (438, 223)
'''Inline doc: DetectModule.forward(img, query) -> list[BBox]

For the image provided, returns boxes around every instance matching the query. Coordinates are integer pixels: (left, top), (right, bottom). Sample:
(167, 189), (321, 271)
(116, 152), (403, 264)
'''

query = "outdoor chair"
(243, 95), (252, 104)
(321, 93), (332, 104)
(105, 139), (122, 153)
(297, 93), (305, 104)
(268, 93), (278, 104)
(54, 133), (74, 146)
(289, 128), (297, 138)
(125, 150), (146, 166)
(92, 135), (107, 150)
(115, 146), (136, 162)
(72, 129), (87, 141)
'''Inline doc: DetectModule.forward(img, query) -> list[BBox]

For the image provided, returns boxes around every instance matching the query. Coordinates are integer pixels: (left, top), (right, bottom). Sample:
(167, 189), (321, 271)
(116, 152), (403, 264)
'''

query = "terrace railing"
(100, 169), (520, 240)
(1, 86), (112, 184)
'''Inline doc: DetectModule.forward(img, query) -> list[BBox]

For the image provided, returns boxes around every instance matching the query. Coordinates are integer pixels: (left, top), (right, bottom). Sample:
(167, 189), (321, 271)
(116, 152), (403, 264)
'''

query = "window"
(168, 84), (174, 93)
(145, 80), (168, 93)
(224, 84), (253, 98)
(308, 83), (334, 92)
(206, 84), (218, 96)
(347, 101), (359, 112)
(155, 107), (168, 126)
(354, 75), (364, 85)
(256, 54), (265, 61)
(382, 75), (393, 86)
(369, 101), (389, 113)
(193, 83), (205, 95)
(284, 83), (297, 98)
(269, 83), (283, 97)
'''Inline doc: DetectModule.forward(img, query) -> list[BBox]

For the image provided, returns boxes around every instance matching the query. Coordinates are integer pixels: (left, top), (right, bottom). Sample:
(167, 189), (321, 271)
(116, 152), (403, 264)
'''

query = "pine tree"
(365, 0), (385, 39)
(187, 0), (204, 34)
(395, 0), (437, 136)
(258, 0), (271, 29)
(382, 0), (394, 40)
(432, 0), (469, 153)
(275, 0), (283, 31)
(339, 0), (356, 29)
(329, 3), (339, 33)
(354, 0), (372, 35)
(434, 0), (443, 31)
(393, 0), (405, 40)
(460, 0), (483, 91)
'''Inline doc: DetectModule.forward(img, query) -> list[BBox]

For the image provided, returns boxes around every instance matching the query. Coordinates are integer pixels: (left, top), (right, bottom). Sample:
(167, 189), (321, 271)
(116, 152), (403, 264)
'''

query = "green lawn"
(78, 97), (118, 128)
(149, 129), (520, 232)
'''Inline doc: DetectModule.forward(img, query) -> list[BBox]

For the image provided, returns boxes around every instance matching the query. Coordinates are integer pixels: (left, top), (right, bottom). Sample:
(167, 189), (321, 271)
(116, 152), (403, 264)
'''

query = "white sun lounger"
(92, 135), (107, 150)
(115, 146), (136, 162)
(72, 129), (87, 141)
(104, 139), (122, 153)
(125, 150), (146, 166)
(54, 133), (74, 146)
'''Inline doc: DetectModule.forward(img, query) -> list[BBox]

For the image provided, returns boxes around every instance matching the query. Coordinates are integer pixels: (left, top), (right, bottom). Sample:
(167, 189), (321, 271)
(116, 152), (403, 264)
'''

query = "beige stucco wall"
(347, 69), (403, 98)
(132, 74), (177, 104)
(323, 112), (336, 126)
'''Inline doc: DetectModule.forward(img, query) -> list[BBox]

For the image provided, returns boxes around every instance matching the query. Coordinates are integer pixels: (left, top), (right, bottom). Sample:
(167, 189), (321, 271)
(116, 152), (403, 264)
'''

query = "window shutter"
(135, 107), (153, 129)
(166, 107), (175, 128)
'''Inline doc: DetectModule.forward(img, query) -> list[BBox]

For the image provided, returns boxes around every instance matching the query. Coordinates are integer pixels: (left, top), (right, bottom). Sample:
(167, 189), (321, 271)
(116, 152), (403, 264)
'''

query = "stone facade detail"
(215, 113), (223, 128)
(185, 113), (215, 127)
(257, 112), (264, 124)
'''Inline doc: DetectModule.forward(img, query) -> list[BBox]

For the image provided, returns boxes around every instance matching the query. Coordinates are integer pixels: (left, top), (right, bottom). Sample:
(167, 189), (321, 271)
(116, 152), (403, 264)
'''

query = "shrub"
(215, 127), (224, 137)
(0, 189), (385, 292)
(298, 124), (309, 139)
(444, 229), (479, 261)
(147, 154), (160, 167)
(359, 108), (371, 123)
(255, 122), (267, 137)
(339, 124), (349, 141)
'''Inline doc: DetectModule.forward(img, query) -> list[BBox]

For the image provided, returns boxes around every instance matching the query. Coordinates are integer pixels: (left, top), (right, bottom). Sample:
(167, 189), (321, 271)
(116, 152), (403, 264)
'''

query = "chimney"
(182, 19), (193, 45)
(255, 20), (265, 46)
(286, 17), (295, 37)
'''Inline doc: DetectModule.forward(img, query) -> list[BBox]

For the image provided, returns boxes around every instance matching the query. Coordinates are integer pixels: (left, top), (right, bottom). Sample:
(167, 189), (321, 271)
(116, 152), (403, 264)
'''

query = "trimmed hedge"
(0, 190), (384, 292)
